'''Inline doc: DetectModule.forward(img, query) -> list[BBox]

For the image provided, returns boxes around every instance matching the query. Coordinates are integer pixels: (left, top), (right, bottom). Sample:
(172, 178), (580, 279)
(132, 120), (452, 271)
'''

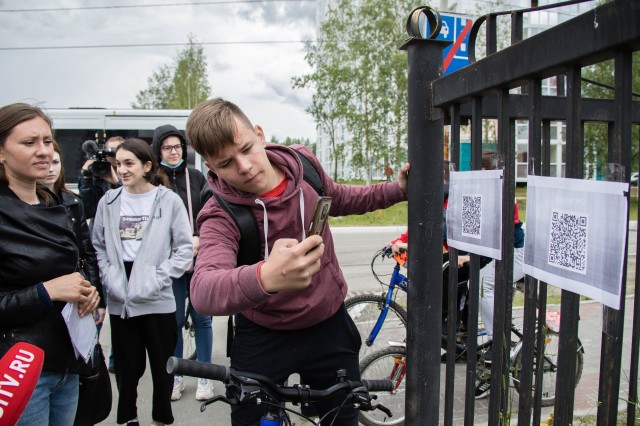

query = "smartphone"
(308, 196), (332, 236)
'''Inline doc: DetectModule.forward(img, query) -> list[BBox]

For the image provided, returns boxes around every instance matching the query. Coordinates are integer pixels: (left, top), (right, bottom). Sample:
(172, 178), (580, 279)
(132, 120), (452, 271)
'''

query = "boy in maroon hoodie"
(186, 98), (409, 425)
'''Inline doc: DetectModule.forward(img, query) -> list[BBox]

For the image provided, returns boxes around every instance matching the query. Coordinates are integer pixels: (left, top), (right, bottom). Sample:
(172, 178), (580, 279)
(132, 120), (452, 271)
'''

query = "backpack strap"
(294, 150), (324, 196)
(211, 192), (262, 267)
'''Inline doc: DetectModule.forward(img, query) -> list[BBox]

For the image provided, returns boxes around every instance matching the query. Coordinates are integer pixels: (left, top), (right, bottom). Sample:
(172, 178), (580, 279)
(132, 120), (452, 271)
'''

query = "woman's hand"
(43, 272), (100, 317)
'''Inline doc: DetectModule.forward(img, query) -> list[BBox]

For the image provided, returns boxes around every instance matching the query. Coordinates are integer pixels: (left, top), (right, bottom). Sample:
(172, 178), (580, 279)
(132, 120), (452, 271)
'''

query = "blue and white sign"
(425, 13), (473, 75)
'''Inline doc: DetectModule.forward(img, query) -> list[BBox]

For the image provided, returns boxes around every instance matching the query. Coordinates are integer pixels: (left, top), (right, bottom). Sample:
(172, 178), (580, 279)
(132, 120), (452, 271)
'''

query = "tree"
(293, 0), (416, 183)
(582, 52), (640, 179)
(133, 35), (211, 109)
(132, 64), (174, 109)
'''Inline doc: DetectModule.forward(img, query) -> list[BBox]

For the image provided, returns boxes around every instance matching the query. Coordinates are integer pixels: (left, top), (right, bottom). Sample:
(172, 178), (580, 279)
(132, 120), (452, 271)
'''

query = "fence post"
(401, 8), (450, 424)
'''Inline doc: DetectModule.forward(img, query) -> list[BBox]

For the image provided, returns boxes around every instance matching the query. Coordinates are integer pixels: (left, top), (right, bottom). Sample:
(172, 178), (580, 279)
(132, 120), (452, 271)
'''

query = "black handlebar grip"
(362, 379), (394, 392)
(166, 357), (230, 382)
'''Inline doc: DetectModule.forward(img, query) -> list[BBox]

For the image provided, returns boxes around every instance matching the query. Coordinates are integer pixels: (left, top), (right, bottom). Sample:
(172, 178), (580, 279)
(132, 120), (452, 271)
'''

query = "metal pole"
(401, 32), (450, 425)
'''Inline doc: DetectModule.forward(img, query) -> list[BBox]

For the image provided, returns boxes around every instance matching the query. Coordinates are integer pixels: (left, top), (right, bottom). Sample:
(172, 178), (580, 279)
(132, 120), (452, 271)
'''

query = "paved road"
(96, 226), (638, 425)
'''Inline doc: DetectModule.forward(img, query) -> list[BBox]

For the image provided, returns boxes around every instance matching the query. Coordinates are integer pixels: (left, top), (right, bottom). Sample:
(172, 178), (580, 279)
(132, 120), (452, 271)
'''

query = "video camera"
(82, 139), (116, 177)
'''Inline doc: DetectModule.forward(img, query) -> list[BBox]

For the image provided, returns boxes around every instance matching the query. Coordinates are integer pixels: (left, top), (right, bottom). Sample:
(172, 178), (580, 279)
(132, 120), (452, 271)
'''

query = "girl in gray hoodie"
(92, 138), (193, 426)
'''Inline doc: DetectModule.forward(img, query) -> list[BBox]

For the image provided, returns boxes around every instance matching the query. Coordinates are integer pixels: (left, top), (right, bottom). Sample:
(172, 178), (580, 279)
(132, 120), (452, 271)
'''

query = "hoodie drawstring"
(254, 187), (306, 260)
(299, 188), (306, 241)
(255, 199), (269, 260)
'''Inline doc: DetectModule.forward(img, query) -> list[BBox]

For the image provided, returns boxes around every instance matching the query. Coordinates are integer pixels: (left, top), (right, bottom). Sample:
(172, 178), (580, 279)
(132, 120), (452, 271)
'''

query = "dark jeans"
(229, 304), (362, 426)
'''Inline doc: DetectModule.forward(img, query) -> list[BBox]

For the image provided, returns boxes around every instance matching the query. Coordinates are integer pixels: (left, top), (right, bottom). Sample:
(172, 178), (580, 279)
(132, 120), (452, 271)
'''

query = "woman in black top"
(0, 103), (101, 425)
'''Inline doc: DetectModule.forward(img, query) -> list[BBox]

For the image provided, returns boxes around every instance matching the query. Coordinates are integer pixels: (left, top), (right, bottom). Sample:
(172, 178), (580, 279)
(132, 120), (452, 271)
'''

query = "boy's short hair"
(186, 97), (254, 159)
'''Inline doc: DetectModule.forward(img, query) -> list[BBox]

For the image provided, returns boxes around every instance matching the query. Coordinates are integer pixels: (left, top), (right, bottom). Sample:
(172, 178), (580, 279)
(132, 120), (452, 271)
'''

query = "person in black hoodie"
(0, 103), (101, 425)
(151, 124), (213, 402)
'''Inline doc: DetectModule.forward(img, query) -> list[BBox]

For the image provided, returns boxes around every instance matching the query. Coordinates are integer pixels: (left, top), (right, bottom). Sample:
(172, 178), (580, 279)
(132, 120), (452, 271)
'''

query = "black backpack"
(200, 149), (324, 355)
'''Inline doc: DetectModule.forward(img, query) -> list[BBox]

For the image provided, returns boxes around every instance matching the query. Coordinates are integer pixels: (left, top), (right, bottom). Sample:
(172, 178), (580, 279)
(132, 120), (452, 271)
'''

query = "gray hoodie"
(92, 185), (193, 318)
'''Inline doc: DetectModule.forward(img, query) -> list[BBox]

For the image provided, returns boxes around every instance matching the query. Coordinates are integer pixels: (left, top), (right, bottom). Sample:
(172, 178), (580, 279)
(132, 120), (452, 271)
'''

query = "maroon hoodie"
(191, 144), (406, 330)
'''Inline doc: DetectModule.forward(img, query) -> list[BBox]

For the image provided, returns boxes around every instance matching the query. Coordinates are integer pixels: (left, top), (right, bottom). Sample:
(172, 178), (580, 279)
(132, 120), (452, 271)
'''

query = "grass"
(328, 184), (638, 227)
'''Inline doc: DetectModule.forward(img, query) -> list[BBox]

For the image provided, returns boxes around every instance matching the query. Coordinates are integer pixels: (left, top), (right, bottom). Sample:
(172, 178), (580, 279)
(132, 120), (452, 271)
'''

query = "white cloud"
(0, 0), (317, 140)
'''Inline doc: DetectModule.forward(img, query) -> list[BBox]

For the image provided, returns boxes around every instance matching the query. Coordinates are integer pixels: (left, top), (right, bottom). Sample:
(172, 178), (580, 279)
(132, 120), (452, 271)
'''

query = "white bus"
(46, 108), (204, 188)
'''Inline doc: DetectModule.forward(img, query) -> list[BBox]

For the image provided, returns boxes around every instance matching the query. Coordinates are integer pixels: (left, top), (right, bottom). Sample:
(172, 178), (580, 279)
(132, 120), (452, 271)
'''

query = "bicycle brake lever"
(200, 395), (231, 412)
(374, 403), (393, 418)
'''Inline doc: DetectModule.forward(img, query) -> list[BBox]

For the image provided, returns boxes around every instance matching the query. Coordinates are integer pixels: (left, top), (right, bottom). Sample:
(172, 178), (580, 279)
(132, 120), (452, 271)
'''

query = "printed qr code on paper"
(548, 210), (588, 274)
(461, 195), (482, 239)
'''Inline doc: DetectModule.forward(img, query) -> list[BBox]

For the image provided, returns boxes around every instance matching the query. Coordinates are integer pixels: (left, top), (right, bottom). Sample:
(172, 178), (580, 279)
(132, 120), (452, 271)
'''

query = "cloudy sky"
(0, 0), (318, 141)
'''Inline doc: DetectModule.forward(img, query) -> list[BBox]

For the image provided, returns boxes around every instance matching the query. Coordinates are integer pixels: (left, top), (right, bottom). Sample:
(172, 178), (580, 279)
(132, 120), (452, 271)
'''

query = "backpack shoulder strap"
(211, 192), (261, 267)
(294, 149), (324, 196)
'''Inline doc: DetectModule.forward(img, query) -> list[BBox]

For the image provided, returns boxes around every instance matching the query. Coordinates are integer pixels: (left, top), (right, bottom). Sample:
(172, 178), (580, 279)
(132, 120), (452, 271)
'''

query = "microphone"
(0, 343), (44, 425)
(81, 140), (98, 156)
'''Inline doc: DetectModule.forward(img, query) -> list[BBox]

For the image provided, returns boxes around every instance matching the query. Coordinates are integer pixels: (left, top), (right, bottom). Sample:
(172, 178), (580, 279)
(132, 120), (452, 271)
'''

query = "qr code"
(548, 210), (588, 274)
(461, 195), (482, 239)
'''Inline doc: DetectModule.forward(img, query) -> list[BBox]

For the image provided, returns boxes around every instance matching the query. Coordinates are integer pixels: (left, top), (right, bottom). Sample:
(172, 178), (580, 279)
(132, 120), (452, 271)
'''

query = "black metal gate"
(402, 1), (640, 424)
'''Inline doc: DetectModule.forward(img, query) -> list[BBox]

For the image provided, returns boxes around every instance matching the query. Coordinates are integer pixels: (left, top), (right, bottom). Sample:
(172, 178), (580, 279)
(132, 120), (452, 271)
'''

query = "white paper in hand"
(62, 302), (98, 362)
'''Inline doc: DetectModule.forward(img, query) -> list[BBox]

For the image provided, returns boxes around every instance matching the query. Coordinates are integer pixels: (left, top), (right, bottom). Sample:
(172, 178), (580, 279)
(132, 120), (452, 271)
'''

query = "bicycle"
(345, 246), (408, 359)
(358, 285), (585, 426)
(166, 357), (395, 426)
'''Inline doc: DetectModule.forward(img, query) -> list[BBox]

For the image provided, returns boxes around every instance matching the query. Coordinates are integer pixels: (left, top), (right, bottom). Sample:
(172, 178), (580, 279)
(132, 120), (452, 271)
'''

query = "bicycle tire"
(512, 331), (584, 407)
(359, 346), (407, 426)
(371, 249), (394, 285)
(345, 294), (408, 358)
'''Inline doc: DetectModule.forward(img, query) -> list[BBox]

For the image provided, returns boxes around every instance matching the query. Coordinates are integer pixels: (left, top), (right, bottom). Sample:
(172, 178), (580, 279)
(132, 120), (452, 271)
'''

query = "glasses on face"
(161, 144), (183, 153)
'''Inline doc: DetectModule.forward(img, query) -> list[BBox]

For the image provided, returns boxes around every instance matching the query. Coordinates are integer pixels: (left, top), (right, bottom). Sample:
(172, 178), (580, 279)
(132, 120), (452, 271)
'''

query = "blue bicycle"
(166, 357), (394, 426)
(345, 246), (409, 359)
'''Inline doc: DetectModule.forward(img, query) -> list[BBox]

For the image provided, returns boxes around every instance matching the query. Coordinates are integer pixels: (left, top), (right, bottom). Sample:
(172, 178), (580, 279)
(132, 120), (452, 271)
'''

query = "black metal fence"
(402, 1), (640, 424)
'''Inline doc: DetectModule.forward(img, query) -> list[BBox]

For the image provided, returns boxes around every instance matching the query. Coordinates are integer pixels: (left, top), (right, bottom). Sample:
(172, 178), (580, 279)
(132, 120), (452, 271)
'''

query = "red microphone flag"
(0, 343), (44, 426)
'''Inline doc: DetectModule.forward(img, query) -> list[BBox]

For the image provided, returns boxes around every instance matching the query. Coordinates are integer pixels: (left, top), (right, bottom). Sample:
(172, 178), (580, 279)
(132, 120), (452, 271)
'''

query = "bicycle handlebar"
(167, 357), (394, 404)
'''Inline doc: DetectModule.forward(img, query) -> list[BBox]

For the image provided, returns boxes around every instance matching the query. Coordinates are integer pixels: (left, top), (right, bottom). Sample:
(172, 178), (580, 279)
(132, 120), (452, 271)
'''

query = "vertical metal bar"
(486, 13), (497, 56)
(444, 103), (461, 426)
(554, 65), (583, 426)
(597, 49), (632, 426)
(511, 11), (524, 45)
(490, 88), (516, 422)
(542, 121), (551, 177)
(517, 78), (542, 426)
(463, 97), (483, 426)
(533, 117), (552, 424)
(630, 126), (640, 426)
(402, 36), (449, 426)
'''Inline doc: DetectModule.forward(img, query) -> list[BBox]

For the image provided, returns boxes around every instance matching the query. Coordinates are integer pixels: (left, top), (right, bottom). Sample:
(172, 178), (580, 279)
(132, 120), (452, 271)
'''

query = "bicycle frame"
(365, 262), (408, 347)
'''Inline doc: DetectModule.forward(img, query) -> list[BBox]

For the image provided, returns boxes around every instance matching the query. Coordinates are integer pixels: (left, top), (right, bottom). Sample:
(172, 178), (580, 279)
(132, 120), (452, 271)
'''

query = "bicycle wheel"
(182, 310), (197, 361)
(359, 346), (406, 426)
(512, 331), (584, 406)
(371, 249), (394, 285)
(345, 294), (408, 358)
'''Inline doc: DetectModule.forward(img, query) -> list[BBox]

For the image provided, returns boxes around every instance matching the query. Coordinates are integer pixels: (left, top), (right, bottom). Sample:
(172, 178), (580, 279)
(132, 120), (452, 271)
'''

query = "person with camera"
(151, 124), (213, 402)
(78, 135), (123, 220)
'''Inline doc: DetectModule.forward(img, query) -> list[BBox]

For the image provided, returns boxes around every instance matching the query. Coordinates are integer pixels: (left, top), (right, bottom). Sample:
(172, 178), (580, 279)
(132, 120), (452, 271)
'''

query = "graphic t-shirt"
(119, 187), (158, 261)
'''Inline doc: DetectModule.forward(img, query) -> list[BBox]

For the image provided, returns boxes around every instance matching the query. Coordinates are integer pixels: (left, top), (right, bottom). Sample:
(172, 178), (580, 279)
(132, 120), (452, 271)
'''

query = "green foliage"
(582, 52), (640, 178)
(329, 201), (408, 226)
(292, 0), (419, 182)
(270, 136), (316, 155)
(132, 35), (211, 109)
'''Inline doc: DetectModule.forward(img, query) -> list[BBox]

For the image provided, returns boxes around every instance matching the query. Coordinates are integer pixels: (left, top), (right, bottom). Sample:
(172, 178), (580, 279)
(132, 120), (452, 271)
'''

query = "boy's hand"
(260, 235), (324, 293)
(398, 162), (410, 195)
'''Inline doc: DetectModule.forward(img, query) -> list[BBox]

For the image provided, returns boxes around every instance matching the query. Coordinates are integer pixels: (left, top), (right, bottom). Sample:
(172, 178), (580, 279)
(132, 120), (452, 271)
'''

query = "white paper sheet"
(446, 169), (503, 259)
(62, 302), (98, 362)
(522, 175), (629, 309)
